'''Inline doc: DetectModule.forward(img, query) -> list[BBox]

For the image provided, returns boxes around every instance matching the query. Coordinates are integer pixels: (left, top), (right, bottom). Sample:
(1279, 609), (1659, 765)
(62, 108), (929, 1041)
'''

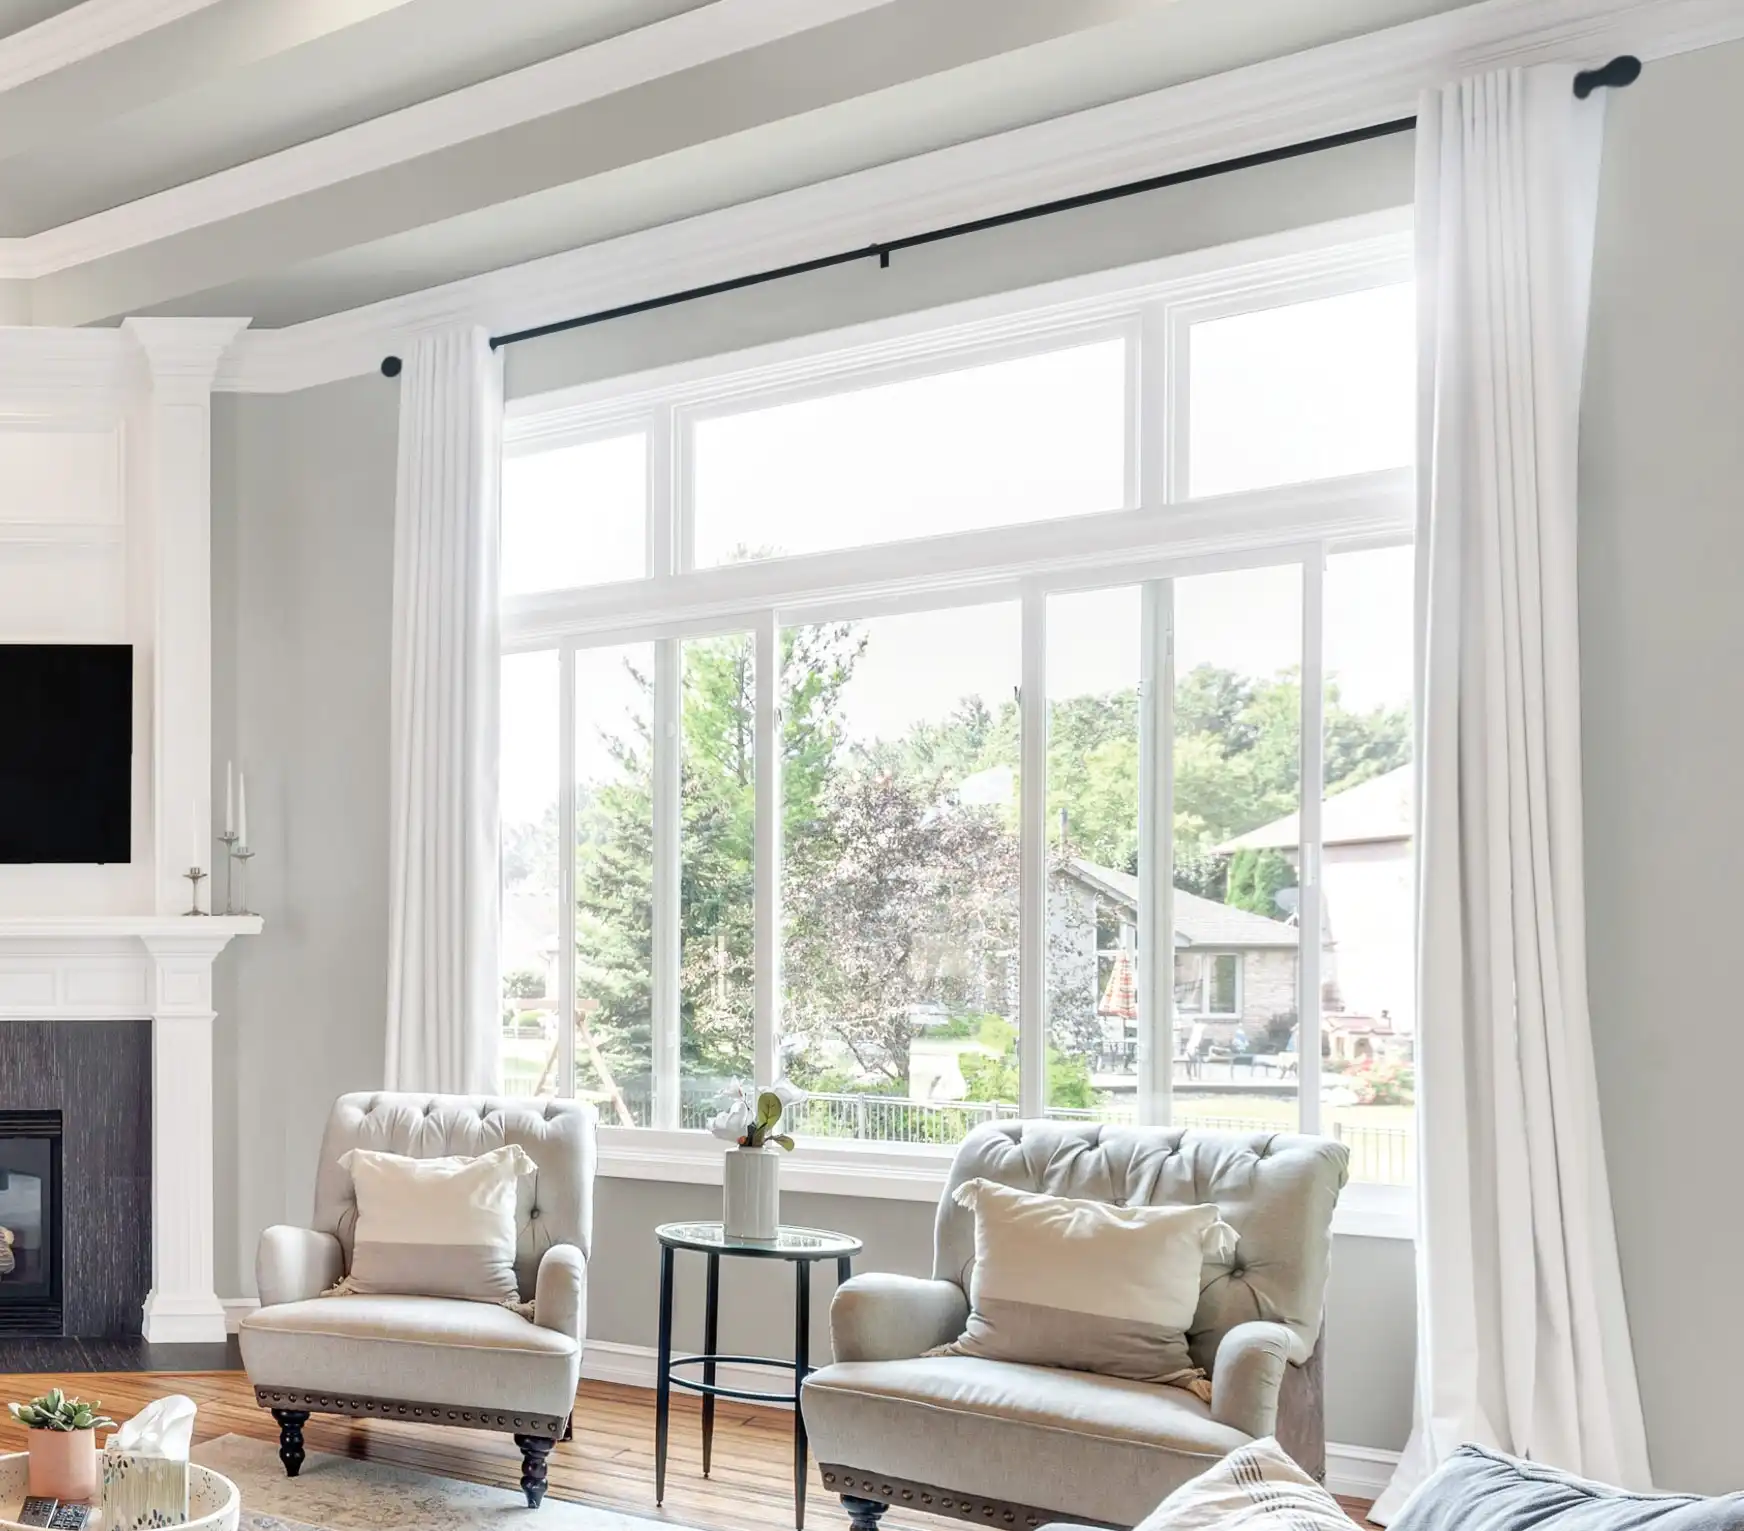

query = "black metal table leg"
(701, 1250), (721, 1476)
(836, 1254), (852, 1290)
(794, 1259), (811, 1530)
(656, 1241), (675, 1506)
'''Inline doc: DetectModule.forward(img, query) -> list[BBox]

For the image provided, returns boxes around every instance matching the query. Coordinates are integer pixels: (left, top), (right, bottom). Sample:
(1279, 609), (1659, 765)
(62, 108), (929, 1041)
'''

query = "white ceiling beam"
(212, 0), (1744, 393)
(0, 0), (226, 95)
(0, 0), (902, 280)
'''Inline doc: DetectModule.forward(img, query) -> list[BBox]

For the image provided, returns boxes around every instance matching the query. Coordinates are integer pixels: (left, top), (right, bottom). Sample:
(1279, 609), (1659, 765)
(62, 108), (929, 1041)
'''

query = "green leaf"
(769, 1134), (795, 1152)
(754, 1090), (784, 1131)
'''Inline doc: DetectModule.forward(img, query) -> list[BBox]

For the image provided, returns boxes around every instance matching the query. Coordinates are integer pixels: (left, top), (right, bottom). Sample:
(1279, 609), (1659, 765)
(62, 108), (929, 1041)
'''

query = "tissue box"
(100, 1446), (189, 1530)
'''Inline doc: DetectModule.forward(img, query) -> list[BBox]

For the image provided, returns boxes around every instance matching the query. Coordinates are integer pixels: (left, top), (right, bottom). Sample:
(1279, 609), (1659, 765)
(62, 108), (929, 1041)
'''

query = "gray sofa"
(238, 1092), (597, 1508)
(801, 1122), (1348, 1531)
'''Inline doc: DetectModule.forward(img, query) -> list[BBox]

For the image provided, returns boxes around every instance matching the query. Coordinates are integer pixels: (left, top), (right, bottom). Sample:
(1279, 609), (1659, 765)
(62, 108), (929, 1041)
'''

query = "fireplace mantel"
(0, 916), (261, 1342)
(0, 914), (262, 943)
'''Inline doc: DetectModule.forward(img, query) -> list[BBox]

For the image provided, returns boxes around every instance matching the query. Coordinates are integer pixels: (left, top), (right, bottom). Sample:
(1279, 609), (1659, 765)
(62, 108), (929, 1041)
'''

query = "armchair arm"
(256, 1226), (345, 1308)
(1211, 1320), (1304, 1439)
(534, 1243), (587, 1343)
(830, 1273), (968, 1363)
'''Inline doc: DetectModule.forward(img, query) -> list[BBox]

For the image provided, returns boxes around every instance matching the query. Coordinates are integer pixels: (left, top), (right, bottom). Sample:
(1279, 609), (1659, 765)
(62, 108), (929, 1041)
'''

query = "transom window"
(498, 219), (1418, 1199)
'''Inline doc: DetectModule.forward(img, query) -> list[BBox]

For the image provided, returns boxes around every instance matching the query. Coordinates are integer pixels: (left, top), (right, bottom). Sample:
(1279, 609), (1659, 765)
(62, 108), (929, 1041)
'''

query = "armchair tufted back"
(935, 1122), (1347, 1368)
(312, 1092), (598, 1299)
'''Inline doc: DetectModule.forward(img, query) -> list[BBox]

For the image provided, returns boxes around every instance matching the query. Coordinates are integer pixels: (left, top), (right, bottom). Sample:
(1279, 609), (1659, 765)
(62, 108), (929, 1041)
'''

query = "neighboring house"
(1220, 764), (1414, 1034)
(1050, 857), (1300, 1067)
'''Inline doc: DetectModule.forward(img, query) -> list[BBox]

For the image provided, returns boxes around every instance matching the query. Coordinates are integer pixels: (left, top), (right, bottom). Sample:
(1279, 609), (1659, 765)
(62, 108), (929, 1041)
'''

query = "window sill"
(595, 1128), (1418, 1235)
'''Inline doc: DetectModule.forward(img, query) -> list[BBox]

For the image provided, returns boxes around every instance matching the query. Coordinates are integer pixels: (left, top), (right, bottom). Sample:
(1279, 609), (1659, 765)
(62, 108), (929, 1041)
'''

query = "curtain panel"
(384, 325), (503, 1095)
(1375, 66), (1651, 1518)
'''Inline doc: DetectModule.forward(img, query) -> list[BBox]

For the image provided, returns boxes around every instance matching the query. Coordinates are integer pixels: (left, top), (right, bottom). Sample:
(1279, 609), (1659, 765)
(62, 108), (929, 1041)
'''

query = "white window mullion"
(1018, 590), (1048, 1120)
(651, 637), (682, 1130)
(753, 612), (781, 1087)
(1297, 552), (1325, 1134)
(556, 643), (577, 1099)
(651, 405), (677, 577)
(1137, 579), (1174, 1127)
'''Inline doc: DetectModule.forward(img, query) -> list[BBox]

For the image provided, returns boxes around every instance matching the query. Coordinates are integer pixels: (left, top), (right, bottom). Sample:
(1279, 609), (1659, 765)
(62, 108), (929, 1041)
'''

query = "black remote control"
(16, 1497), (57, 1528)
(46, 1503), (91, 1530)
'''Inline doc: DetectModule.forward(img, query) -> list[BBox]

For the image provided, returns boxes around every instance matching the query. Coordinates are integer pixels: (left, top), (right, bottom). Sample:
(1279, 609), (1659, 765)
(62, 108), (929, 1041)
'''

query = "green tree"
(958, 1016), (1095, 1111)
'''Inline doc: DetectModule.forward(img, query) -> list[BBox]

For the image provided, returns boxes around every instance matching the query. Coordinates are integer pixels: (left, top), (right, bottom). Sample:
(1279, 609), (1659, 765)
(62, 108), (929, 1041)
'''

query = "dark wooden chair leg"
(516, 1434), (555, 1508)
(271, 1409), (309, 1478)
(841, 1495), (888, 1531)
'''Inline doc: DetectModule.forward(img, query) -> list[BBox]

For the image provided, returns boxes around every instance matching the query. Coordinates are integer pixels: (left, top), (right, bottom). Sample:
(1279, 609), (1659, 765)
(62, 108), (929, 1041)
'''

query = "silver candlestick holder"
(228, 843), (256, 917)
(219, 830), (240, 914)
(184, 866), (209, 916)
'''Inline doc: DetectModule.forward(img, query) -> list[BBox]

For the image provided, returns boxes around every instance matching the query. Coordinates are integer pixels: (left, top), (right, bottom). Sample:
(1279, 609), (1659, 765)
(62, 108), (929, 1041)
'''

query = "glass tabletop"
(656, 1221), (863, 1259)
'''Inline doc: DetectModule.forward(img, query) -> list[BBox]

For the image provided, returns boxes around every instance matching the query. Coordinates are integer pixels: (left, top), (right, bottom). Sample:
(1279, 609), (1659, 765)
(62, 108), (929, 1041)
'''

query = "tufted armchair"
(801, 1122), (1347, 1531)
(238, 1092), (596, 1508)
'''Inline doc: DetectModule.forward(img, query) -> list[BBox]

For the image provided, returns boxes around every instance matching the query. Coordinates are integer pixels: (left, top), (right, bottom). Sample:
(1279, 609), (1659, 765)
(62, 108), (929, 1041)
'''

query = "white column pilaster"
(139, 930), (236, 1343)
(122, 317), (249, 915)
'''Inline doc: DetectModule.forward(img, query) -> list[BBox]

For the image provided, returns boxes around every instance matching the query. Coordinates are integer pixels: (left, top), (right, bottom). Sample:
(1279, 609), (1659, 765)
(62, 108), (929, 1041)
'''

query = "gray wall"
(1580, 38), (1744, 1497)
(207, 127), (1434, 1444)
(210, 376), (398, 1298)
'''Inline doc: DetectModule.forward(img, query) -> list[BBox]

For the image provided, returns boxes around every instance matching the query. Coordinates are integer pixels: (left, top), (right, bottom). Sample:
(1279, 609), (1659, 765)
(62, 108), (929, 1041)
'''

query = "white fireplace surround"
(0, 917), (261, 1342)
(0, 319), (262, 1344)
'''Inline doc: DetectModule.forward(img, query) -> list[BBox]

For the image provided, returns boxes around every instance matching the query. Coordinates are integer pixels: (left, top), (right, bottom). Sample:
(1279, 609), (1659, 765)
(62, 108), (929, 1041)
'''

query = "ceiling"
(0, 0), (1491, 331)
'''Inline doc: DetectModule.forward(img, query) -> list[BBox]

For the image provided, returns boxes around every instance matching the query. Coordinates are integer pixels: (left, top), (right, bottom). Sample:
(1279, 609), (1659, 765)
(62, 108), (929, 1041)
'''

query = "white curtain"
(1374, 66), (1651, 1519)
(385, 325), (503, 1095)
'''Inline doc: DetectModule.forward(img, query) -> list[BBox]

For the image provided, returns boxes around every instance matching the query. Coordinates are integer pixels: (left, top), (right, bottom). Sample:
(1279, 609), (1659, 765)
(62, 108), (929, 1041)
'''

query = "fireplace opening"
(0, 1112), (62, 1335)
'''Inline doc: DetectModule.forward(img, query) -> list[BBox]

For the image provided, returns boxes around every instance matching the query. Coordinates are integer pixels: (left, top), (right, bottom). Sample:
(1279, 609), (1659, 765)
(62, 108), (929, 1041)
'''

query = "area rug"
(192, 1434), (681, 1531)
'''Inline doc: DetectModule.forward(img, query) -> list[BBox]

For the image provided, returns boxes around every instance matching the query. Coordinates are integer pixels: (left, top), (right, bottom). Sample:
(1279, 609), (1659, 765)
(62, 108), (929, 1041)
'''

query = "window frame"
(1175, 951), (1243, 1019)
(502, 210), (1417, 1235)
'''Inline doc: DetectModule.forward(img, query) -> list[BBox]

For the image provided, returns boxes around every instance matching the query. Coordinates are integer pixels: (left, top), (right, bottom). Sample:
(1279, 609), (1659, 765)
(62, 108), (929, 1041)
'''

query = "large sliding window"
(497, 221), (1418, 1199)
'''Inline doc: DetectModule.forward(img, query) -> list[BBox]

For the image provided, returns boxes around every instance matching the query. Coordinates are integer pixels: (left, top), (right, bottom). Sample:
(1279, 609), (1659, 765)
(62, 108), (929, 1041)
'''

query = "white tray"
(0, 1452), (238, 1531)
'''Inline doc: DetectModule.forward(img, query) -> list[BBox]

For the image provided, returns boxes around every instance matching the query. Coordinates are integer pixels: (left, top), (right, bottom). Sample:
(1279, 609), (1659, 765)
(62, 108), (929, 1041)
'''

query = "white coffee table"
(0, 1453), (238, 1531)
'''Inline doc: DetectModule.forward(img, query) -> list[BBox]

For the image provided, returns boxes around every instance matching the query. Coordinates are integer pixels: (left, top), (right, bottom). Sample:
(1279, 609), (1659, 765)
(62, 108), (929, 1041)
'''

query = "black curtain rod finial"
(1574, 54), (1642, 99)
(380, 355), (403, 377)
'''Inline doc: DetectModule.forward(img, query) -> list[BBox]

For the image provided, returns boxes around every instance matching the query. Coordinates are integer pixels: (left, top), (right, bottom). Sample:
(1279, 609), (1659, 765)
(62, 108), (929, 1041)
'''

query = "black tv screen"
(0, 644), (133, 864)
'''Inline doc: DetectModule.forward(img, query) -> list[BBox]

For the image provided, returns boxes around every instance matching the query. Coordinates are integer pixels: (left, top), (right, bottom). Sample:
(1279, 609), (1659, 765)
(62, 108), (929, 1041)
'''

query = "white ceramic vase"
(722, 1144), (781, 1240)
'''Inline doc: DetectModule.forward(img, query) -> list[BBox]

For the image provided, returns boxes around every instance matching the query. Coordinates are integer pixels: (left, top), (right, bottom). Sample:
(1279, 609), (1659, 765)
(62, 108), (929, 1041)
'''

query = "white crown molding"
(214, 0), (1744, 394)
(0, 0), (897, 281)
(124, 315), (250, 389)
(0, 0), (225, 97)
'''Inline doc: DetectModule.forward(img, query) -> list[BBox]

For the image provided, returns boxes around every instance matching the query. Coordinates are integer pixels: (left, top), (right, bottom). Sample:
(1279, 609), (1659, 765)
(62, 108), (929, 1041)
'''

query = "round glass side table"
(654, 1221), (863, 1530)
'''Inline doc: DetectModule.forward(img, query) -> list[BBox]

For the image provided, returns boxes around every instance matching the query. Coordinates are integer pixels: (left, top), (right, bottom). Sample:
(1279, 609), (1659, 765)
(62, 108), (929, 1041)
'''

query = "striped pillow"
(931, 1178), (1236, 1391)
(1134, 1438), (1349, 1531)
(334, 1144), (534, 1304)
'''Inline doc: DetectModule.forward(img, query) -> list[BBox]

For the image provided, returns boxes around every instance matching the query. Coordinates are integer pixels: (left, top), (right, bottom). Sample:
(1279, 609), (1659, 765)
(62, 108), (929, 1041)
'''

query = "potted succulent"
(708, 1082), (801, 1240)
(9, 1389), (115, 1501)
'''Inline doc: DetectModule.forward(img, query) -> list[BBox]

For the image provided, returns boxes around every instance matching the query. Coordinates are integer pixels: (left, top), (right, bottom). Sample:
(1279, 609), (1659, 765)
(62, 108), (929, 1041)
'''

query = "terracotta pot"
(28, 1427), (97, 1501)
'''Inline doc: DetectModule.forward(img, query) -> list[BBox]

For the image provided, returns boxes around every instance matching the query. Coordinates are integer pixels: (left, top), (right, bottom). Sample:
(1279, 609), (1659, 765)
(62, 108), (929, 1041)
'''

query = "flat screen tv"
(0, 644), (133, 865)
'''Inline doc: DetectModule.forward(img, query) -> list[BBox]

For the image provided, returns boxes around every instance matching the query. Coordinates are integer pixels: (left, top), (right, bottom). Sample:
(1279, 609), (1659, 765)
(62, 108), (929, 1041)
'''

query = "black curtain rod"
(379, 54), (1640, 378)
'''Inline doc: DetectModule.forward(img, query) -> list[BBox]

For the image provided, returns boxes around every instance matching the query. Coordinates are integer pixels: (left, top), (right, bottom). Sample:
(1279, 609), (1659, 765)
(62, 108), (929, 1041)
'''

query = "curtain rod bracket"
(1574, 54), (1641, 99)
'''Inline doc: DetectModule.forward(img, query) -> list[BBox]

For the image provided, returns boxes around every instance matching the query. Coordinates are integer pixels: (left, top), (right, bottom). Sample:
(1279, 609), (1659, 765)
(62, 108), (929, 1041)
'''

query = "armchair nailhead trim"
(252, 1387), (566, 1439)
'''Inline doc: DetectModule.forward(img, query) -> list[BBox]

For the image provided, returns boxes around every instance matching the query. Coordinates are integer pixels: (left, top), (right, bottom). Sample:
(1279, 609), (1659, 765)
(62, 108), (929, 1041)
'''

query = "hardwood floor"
(0, 1370), (1374, 1529)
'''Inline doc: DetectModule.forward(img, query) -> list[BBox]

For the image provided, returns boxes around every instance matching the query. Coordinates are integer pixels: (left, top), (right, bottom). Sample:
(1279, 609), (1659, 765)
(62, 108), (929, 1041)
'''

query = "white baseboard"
(216, 1304), (1400, 1505)
(1324, 1442), (1402, 1506)
(221, 1297), (259, 1333)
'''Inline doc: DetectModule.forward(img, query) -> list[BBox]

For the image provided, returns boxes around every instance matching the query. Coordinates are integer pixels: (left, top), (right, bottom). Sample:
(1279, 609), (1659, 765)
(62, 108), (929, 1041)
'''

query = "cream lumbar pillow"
(930, 1177), (1236, 1394)
(329, 1144), (535, 1304)
(1134, 1438), (1350, 1531)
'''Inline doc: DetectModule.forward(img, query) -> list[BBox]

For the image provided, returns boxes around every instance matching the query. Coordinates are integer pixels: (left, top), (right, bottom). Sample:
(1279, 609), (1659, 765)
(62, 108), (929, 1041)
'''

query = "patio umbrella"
(1097, 948), (1139, 1020)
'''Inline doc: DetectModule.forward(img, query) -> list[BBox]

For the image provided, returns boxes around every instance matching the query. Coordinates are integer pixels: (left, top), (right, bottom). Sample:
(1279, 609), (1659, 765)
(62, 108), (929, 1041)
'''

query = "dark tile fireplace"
(0, 1112), (62, 1334)
(0, 1020), (150, 1344)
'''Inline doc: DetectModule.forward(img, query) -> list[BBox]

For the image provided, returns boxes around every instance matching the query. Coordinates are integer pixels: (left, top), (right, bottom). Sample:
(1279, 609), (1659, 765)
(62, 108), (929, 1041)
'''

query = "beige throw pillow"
(330, 1144), (534, 1304)
(1133, 1437), (1351, 1531)
(931, 1177), (1236, 1391)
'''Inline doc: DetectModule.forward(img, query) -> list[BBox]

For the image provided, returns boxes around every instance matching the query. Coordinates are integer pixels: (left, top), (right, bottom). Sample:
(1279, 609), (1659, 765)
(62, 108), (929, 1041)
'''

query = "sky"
(499, 283), (1415, 827)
